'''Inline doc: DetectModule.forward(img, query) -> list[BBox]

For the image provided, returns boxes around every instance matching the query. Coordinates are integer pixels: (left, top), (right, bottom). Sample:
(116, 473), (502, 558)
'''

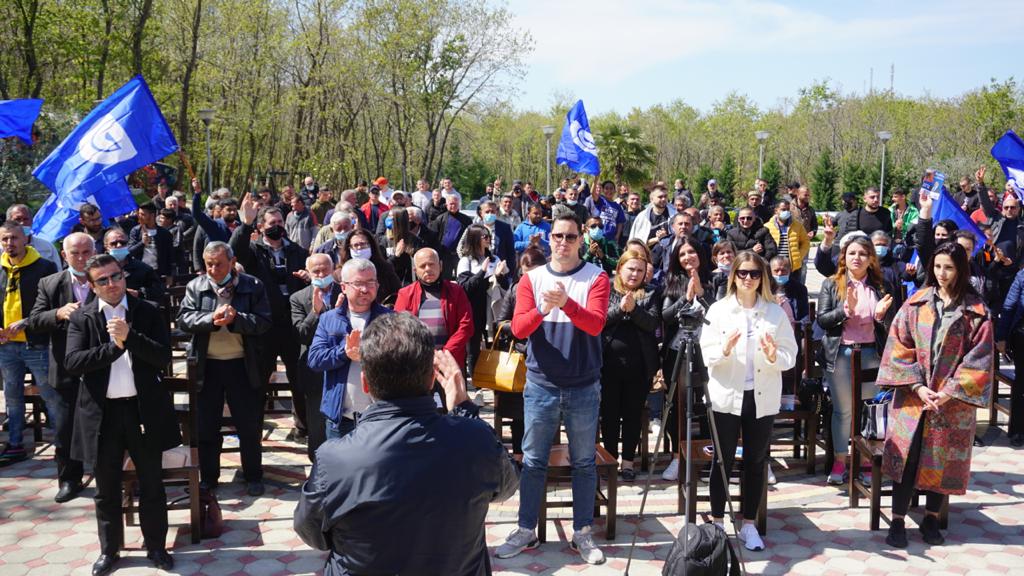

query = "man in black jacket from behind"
(295, 312), (519, 576)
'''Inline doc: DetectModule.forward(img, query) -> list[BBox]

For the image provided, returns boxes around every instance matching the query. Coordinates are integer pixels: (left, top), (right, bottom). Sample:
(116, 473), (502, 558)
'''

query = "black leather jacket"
(604, 287), (662, 382)
(294, 396), (518, 576)
(176, 273), (272, 390)
(816, 276), (894, 371)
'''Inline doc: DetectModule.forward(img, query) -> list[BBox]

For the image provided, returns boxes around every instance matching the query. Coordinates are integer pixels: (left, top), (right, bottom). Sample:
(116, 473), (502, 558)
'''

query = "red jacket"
(394, 280), (474, 368)
(360, 201), (391, 223)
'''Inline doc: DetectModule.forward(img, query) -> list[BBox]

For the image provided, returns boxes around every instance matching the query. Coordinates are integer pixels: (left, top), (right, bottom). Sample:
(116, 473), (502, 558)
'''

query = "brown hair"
(833, 236), (885, 298)
(726, 251), (775, 301)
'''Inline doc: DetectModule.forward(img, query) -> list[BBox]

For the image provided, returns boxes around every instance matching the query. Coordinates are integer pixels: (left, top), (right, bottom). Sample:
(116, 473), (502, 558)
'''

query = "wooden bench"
(537, 444), (618, 543)
(772, 322), (820, 475)
(990, 356), (1011, 430)
(23, 373), (47, 443)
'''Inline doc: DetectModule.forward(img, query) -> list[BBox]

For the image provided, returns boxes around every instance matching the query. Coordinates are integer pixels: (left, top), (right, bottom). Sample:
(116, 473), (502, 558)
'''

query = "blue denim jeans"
(826, 345), (879, 456)
(325, 416), (356, 440)
(518, 379), (600, 532)
(0, 342), (58, 447)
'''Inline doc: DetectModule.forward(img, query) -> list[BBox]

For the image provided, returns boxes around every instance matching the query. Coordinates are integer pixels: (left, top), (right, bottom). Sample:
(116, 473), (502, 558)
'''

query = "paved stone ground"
(3, 258), (1023, 575)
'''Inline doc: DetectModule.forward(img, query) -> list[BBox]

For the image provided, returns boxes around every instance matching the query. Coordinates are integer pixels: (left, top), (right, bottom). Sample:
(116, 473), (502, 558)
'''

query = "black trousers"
(892, 419), (945, 517)
(600, 358), (649, 462)
(1010, 332), (1024, 436)
(198, 359), (262, 487)
(55, 384), (84, 484)
(467, 329), (483, 377)
(262, 319), (303, 432)
(94, 397), (167, 555)
(300, 359), (325, 463)
(709, 391), (774, 519)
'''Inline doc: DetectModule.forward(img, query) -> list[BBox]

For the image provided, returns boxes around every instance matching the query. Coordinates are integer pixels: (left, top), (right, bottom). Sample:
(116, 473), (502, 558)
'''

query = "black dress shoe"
(247, 481), (265, 496)
(55, 480), (85, 503)
(147, 548), (174, 570)
(92, 553), (119, 576)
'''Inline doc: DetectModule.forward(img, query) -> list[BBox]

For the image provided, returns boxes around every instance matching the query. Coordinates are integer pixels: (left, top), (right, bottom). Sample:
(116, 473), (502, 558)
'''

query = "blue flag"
(991, 130), (1024, 200)
(926, 171), (985, 256)
(0, 98), (43, 146)
(32, 75), (177, 241)
(556, 100), (600, 175)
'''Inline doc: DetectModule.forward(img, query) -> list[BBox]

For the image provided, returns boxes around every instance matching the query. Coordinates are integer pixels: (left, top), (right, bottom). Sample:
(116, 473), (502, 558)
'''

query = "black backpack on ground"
(662, 522), (741, 576)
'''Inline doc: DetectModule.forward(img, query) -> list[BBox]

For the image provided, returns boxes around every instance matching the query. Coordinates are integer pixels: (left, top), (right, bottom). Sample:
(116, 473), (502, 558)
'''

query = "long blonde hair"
(613, 249), (647, 300)
(726, 251), (774, 301)
(833, 236), (885, 298)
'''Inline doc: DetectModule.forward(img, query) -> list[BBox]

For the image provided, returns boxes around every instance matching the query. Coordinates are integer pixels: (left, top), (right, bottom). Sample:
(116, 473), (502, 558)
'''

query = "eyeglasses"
(550, 233), (579, 242)
(735, 269), (763, 280)
(344, 280), (378, 291)
(1004, 205), (1020, 211)
(92, 272), (124, 286)
(738, 216), (753, 221)
(350, 243), (371, 250)
(108, 240), (128, 247)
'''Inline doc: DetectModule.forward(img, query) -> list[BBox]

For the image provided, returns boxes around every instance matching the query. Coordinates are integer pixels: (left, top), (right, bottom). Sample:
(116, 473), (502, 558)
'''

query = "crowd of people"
(0, 167), (1013, 573)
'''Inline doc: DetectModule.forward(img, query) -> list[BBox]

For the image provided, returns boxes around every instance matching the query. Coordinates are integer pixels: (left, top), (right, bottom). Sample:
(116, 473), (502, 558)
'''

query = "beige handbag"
(471, 326), (526, 393)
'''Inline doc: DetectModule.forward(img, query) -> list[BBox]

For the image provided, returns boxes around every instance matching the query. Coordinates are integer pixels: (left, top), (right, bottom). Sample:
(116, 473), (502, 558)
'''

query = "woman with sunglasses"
(817, 234), (895, 485)
(600, 249), (662, 481)
(456, 224), (510, 373)
(700, 251), (797, 551)
(659, 236), (712, 481)
(877, 242), (992, 548)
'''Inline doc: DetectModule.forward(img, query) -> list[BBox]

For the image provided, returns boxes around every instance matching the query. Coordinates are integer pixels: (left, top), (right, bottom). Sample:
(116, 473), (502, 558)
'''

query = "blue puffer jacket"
(307, 301), (392, 422)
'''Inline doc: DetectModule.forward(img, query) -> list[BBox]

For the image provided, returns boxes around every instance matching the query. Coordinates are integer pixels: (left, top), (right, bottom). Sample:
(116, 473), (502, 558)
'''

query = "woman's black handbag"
(797, 377), (826, 413)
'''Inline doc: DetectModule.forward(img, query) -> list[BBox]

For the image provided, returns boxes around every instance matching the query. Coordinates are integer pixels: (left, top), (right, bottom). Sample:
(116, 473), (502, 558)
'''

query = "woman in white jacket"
(699, 251), (798, 551)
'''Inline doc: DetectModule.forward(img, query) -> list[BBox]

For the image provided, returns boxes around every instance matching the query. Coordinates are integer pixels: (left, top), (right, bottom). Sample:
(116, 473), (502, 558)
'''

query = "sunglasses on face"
(550, 233), (579, 242)
(738, 216), (753, 221)
(92, 272), (124, 286)
(108, 240), (128, 247)
(735, 269), (762, 280)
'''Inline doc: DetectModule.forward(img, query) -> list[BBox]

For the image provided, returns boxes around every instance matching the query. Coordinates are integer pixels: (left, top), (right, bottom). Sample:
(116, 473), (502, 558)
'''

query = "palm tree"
(594, 123), (656, 187)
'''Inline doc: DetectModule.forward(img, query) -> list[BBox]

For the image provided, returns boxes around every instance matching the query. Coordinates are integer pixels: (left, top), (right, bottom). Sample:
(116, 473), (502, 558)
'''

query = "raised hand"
(846, 284), (858, 310)
(918, 190), (933, 219)
(722, 329), (742, 356)
(312, 286), (325, 314)
(345, 330), (362, 361)
(822, 216), (835, 246)
(56, 301), (81, 322)
(434, 349), (469, 411)
(976, 165), (986, 184)
(240, 192), (259, 225)
(875, 294), (893, 319)
(621, 291), (636, 313)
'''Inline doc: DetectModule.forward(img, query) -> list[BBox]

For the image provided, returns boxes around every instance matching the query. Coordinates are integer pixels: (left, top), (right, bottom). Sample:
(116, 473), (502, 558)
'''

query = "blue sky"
(508, 0), (1023, 114)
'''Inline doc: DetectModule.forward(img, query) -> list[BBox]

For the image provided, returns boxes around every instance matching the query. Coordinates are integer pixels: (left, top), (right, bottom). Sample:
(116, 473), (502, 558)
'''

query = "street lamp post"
(541, 125), (556, 194)
(755, 130), (770, 179)
(199, 109), (215, 195)
(876, 130), (892, 197)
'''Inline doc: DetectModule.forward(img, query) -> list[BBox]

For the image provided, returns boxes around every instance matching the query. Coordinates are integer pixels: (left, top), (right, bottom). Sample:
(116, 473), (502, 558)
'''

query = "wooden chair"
(678, 438), (767, 535)
(122, 369), (202, 544)
(989, 354), (1011, 430)
(772, 322), (819, 475)
(22, 373), (47, 443)
(537, 443), (618, 543)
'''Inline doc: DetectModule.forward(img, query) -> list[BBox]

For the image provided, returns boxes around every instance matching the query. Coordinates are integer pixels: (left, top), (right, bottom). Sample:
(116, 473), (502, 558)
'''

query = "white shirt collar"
(98, 295), (129, 313)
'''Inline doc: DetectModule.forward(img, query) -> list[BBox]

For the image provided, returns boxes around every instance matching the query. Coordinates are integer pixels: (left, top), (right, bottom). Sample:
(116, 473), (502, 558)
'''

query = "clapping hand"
(293, 269), (311, 282)
(107, 317), (129, 349)
(540, 281), (568, 314)
(621, 291), (636, 313)
(212, 304), (236, 326)
(722, 329), (741, 356)
(846, 284), (858, 310)
(56, 302), (80, 322)
(312, 286), (326, 313)
(434, 349), (469, 412)
(345, 330), (362, 361)
(875, 294), (894, 320)
(494, 259), (508, 277)
(760, 332), (778, 363)
(685, 266), (704, 301)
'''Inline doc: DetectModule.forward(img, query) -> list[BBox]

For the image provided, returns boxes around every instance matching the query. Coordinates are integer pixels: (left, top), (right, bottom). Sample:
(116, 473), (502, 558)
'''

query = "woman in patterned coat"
(876, 242), (993, 548)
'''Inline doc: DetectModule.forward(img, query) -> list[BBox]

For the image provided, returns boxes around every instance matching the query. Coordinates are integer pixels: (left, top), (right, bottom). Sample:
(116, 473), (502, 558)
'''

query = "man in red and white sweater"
(496, 213), (610, 565)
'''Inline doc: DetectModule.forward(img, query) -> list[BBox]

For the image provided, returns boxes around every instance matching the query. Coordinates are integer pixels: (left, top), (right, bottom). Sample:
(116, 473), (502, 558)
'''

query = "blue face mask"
(588, 227), (604, 241)
(483, 213), (497, 225)
(311, 276), (334, 290)
(215, 272), (233, 287)
(385, 216), (393, 230)
(875, 245), (889, 258)
(774, 274), (790, 285)
(778, 211), (792, 222)
(21, 226), (32, 237)
(70, 267), (87, 277)
(109, 247), (130, 262)
(567, 199), (578, 206)
(334, 232), (347, 242)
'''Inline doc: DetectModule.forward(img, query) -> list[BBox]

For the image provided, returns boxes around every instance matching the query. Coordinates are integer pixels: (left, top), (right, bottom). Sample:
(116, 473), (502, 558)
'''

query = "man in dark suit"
(289, 253), (343, 462)
(128, 203), (175, 277)
(104, 228), (165, 304)
(27, 232), (95, 502)
(178, 241), (273, 496)
(65, 254), (180, 575)
(231, 196), (311, 439)
(430, 192), (473, 279)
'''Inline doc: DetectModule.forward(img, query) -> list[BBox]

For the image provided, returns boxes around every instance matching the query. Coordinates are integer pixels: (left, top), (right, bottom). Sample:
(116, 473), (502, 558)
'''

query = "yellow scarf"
(2, 246), (41, 343)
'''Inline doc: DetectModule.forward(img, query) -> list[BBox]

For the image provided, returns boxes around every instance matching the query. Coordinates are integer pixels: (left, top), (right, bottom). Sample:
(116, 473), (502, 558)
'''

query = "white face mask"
(351, 247), (372, 260)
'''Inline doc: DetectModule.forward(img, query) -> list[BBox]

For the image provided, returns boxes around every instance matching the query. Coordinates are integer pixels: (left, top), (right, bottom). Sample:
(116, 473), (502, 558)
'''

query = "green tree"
(761, 156), (784, 201)
(694, 164), (716, 203)
(811, 149), (838, 210)
(841, 159), (869, 200)
(594, 122), (656, 186)
(717, 154), (739, 205)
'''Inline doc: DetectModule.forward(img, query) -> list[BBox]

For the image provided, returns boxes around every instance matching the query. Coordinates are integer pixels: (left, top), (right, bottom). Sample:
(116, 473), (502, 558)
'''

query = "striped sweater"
(511, 261), (610, 387)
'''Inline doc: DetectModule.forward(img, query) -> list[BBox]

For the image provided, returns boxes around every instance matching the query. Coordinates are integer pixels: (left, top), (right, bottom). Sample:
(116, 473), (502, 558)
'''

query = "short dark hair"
(360, 313), (434, 400)
(79, 203), (100, 217)
(935, 219), (959, 234)
(925, 241), (974, 301)
(158, 208), (176, 220)
(258, 206), (282, 223)
(138, 203), (157, 214)
(219, 198), (239, 210)
(0, 221), (23, 236)
(552, 211), (582, 234)
(84, 254), (121, 281)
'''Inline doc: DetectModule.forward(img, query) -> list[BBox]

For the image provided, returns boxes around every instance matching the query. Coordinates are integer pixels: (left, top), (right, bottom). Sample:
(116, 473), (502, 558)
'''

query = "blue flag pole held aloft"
(32, 75), (178, 242)
(556, 100), (601, 176)
(921, 170), (985, 256)
(991, 130), (1024, 201)
(0, 98), (44, 146)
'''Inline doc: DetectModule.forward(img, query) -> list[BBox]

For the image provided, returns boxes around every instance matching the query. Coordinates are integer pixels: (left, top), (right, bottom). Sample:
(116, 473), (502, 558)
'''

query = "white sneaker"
(738, 523), (765, 551)
(662, 458), (680, 481)
(767, 464), (777, 485)
(495, 527), (539, 559)
(570, 526), (605, 565)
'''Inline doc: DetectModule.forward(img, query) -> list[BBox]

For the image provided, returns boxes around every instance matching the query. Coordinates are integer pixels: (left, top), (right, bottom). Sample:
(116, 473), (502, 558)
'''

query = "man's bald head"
(413, 248), (440, 284)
